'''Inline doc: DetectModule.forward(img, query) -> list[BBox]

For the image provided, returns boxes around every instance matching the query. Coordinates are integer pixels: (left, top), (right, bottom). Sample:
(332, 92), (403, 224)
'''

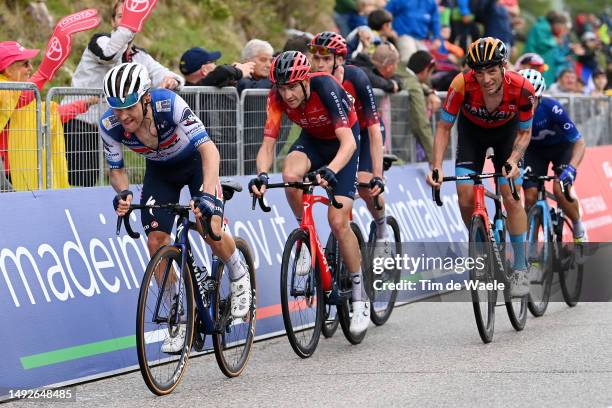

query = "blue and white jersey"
(99, 88), (210, 169)
(530, 97), (581, 146)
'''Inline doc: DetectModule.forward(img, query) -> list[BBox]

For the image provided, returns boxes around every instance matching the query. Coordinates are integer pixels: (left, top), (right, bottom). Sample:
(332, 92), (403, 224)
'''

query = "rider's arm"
(256, 137), (276, 174)
(257, 90), (282, 173)
(508, 127), (531, 165)
(570, 137), (586, 168)
(368, 123), (384, 178)
(99, 113), (126, 191)
(198, 141), (220, 195)
(548, 98), (585, 168)
(109, 168), (129, 193)
(509, 81), (536, 165)
(432, 73), (464, 169)
(328, 127), (358, 174)
(431, 120), (453, 169)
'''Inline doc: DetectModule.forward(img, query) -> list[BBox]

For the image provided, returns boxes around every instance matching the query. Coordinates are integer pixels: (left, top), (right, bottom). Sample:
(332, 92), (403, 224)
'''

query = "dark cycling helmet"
(309, 31), (348, 57)
(269, 51), (311, 85)
(466, 37), (508, 70)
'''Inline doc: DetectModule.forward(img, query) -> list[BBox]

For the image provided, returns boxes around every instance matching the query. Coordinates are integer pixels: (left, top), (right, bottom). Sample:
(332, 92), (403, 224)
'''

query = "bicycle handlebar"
(522, 172), (574, 202)
(115, 203), (222, 241)
(251, 172), (343, 212)
(356, 182), (383, 210)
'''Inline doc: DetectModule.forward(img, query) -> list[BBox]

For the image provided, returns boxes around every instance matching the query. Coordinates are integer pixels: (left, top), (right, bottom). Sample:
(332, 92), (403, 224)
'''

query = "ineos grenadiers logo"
(125, 0), (150, 13)
(46, 37), (63, 62)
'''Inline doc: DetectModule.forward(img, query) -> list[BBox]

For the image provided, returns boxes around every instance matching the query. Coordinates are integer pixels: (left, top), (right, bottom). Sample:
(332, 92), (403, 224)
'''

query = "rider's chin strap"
(300, 82), (308, 103)
(331, 55), (338, 76)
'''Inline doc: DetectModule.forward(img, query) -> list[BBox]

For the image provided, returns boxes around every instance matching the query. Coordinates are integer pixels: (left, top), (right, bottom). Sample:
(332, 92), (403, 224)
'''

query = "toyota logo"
(125, 0), (150, 13)
(46, 37), (63, 62)
(58, 9), (97, 29)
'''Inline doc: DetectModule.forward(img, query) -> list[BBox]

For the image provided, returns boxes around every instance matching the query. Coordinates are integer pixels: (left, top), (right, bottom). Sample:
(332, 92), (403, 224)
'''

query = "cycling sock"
(375, 216), (388, 239)
(573, 220), (585, 238)
(227, 249), (246, 281)
(350, 268), (366, 302)
(510, 233), (527, 269)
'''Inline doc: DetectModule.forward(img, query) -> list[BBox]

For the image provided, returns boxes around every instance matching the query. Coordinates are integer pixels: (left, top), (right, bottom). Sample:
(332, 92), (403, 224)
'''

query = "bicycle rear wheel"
(368, 215), (401, 326)
(526, 205), (553, 317)
(136, 245), (194, 395)
(280, 228), (324, 358)
(469, 216), (496, 344)
(213, 237), (256, 377)
(337, 223), (368, 345)
(322, 233), (339, 338)
(558, 217), (583, 307)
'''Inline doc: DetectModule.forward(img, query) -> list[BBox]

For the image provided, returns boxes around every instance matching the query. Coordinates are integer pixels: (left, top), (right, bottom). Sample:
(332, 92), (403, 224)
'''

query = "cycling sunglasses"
(106, 92), (140, 109)
(308, 45), (336, 56)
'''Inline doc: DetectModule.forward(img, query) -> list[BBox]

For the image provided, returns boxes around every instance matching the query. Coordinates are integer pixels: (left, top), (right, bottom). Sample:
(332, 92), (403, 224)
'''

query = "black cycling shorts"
(522, 141), (573, 189)
(140, 154), (203, 235)
(455, 113), (522, 185)
(288, 123), (360, 198)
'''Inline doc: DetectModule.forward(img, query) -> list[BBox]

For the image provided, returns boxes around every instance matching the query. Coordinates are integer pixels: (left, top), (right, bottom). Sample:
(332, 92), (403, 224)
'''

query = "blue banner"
(0, 161), (464, 397)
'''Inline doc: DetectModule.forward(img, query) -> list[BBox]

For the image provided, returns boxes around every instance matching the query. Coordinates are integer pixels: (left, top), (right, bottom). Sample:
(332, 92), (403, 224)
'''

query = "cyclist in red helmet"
(309, 31), (391, 260)
(249, 50), (371, 335)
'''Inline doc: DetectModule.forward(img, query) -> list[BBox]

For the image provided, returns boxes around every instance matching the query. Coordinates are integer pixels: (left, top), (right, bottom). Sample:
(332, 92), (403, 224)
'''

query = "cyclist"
(100, 62), (252, 352)
(426, 37), (537, 296)
(518, 68), (587, 242)
(308, 31), (390, 258)
(248, 51), (370, 335)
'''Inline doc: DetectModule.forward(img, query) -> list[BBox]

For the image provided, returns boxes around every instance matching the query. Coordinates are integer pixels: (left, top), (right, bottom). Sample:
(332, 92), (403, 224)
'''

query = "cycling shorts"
(358, 118), (386, 173)
(522, 141), (573, 189)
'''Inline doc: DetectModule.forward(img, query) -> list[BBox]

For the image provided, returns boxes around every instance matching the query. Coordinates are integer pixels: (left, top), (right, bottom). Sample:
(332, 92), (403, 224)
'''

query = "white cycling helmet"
(519, 68), (546, 98)
(103, 62), (151, 109)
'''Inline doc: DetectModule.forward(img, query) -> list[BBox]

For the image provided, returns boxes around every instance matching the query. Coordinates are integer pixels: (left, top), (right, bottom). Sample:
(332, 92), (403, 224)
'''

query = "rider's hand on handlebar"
(316, 166), (338, 189)
(369, 176), (385, 196)
(503, 160), (521, 180)
(248, 172), (269, 197)
(426, 167), (443, 188)
(558, 164), (577, 185)
(191, 193), (223, 220)
(113, 190), (133, 216)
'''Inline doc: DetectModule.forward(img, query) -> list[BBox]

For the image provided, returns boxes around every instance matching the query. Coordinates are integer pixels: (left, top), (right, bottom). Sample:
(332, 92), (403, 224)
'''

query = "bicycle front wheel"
(368, 215), (402, 326)
(213, 237), (256, 377)
(469, 216), (496, 344)
(280, 229), (324, 358)
(337, 223), (368, 345)
(136, 245), (194, 395)
(526, 205), (553, 317)
(558, 217), (583, 307)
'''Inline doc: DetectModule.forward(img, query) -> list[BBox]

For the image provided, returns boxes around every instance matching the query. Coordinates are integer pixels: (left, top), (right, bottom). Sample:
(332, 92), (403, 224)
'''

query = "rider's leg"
(282, 144), (312, 225)
(357, 171), (387, 237)
(500, 177), (528, 270)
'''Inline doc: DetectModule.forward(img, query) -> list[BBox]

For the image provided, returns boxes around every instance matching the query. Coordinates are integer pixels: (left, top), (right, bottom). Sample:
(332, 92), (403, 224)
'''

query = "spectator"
(349, 42), (403, 93)
(514, 52), (548, 73)
(334, 0), (363, 37)
(574, 31), (605, 87)
(67, 0), (183, 187)
(368, 8), (398, 46)
(347, 26), (377, 58)
(445, 0), (481, 52)
(590, 68), (608, 96)
(524, 11), (572, 85)
(237, 39), (273, 93)
(282, 34), (312, 53)
(395, 50), (438, 162)
(179, 47), (254, 87)
(482, 0), (514, 56)
(386, 0), (442, 62)
(548, 68), (580, 93)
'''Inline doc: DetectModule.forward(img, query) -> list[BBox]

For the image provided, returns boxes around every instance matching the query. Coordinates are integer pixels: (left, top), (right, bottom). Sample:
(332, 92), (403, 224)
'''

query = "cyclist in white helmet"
(100, 62), (252, 353)
(519, 68), (587, 242)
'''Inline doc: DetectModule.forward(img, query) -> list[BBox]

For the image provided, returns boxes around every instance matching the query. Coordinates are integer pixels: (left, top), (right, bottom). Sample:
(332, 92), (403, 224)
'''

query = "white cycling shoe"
(350, 301), (370, 335)
(295, 246), (312, 277)
(161, 324), (186, 354)
(231, 270), (252, 319)
(510, 268), (530, 297)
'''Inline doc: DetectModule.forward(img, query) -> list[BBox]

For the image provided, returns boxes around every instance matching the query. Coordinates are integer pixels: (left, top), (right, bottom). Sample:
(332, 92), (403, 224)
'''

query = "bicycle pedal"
(326, 287), (351, 305)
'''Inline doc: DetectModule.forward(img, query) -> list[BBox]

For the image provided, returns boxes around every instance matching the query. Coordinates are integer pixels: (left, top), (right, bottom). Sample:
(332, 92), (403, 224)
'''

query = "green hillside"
(0, 0), (334, 87)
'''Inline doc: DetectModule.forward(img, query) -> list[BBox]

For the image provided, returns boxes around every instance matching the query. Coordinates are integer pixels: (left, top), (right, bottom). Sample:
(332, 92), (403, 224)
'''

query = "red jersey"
(263, 72), (358, 140)
(440, 70), (535, 130)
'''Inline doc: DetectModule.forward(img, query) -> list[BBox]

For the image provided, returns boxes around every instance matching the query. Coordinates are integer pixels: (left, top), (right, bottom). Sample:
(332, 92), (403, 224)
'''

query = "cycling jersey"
(441, 70), (535, 130)
(99, 88), (210, 168)
(342, 65), (380, 130)
(530, 97), (581, 146)
(263, 72), (358, 140)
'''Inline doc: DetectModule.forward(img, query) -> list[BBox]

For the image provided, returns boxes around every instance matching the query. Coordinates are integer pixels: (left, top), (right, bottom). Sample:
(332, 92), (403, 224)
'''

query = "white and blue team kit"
(523, 97), (582, 188)
(99, 88), (213, 234)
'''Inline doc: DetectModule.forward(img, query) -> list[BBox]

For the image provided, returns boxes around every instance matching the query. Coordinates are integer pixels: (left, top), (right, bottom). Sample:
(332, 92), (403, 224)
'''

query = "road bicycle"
(432, 166), (528, 344)
(117, 180), (256, 395)
(523, 172), (583, 316)
(253, 172), (368, 358)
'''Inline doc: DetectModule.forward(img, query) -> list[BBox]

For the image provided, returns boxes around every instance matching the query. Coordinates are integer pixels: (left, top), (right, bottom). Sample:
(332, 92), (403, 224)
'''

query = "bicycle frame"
(471, 177), (507, 272)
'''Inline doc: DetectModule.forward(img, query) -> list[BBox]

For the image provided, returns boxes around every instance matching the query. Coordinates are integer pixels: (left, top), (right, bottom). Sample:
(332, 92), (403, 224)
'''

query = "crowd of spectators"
(1, 0), (611, 190)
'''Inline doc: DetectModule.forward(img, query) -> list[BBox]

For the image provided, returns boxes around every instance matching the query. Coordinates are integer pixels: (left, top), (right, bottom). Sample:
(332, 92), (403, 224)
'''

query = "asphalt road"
(6, 298), (612, 408)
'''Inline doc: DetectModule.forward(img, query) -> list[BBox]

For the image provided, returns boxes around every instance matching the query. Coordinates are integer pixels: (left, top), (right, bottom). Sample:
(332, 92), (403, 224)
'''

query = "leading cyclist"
(249, 51), (370, 335)
(426, 37), (537, 296)
(518, 68), (587, 242)
(100, 62), (252, 352)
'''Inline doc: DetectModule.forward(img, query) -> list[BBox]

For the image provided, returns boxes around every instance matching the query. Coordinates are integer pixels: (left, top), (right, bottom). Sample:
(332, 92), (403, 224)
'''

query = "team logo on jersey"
(102, 115), (120, 130)
(552, 105), (564, 115)
(180, 107), (198, 126)
(155, 99), (171, 112)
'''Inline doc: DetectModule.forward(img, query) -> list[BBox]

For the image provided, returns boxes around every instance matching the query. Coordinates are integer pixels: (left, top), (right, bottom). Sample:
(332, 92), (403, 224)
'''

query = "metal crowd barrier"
(1, 82), (610, 193)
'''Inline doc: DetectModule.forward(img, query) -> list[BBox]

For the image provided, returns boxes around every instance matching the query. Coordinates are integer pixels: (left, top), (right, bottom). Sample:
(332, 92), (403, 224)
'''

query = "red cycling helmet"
(309, 31), (348, 57)
(269, 51), (311, 85)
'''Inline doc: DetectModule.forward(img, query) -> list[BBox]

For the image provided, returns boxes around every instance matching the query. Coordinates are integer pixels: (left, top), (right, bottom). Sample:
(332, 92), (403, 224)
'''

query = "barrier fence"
(0, 83), (610, 193)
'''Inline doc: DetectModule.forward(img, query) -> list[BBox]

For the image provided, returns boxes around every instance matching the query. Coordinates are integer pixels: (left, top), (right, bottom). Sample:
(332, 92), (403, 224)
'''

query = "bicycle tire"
(280, 228), (324, 358)
(558, 217), (583, 307)
(469, 216), (496, 344)
(368, 215), (402, 326)
(526, 205), (553, 317)
(136, 245), (194, 395)
(213, 237), (257, 377)
(322, 233), (339, 338)
(337, 222), (368, 345)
